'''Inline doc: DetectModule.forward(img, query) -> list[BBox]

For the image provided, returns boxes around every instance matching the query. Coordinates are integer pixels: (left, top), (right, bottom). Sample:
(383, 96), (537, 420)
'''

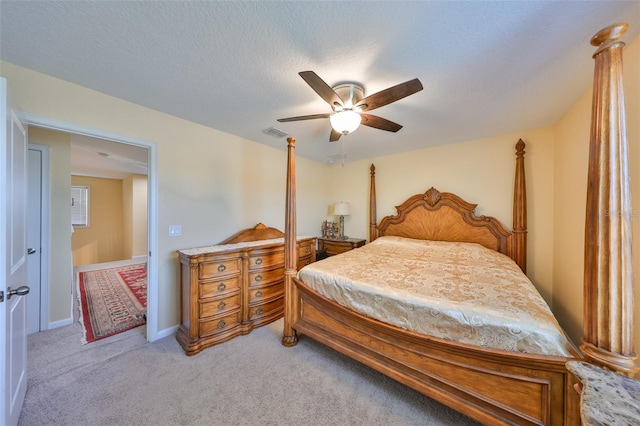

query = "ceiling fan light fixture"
(330, 110), (362, 135)
(277, 72), (422, 142)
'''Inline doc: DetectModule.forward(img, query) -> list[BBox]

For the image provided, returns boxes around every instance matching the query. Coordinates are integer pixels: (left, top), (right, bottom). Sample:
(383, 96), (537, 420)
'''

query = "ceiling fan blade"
(356, 78), (423, 112)
(299, 71), (344, 108)
(360, 114), (403, 132)
(277, 113), (331, 122)
(329, 128), (342, 142)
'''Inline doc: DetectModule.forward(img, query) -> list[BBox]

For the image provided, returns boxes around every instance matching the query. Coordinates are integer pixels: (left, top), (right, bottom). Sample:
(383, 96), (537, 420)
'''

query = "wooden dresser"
(176, 224), (316, 355)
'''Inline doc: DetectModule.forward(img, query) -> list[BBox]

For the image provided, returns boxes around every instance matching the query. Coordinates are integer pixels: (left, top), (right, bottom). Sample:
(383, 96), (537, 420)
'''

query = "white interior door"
(1, 78), (29, 426)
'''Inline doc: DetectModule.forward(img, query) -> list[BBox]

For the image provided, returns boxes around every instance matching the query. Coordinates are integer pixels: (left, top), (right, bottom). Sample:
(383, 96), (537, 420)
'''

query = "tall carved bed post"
(369, 164), (378, 242)
(512, 139), (527, 274)
(282, 137), (298, 347)
(582, 23), (638, 376)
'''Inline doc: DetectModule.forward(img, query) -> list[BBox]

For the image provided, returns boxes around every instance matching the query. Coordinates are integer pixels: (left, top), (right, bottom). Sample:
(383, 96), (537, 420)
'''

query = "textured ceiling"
(1, 1), (639, 165)
(69, 134), (148, 179)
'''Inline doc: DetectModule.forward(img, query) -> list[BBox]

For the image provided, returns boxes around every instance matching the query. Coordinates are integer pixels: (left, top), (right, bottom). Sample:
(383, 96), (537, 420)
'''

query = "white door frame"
(27, 144), (50, 332)
(23, 113), (160, 342)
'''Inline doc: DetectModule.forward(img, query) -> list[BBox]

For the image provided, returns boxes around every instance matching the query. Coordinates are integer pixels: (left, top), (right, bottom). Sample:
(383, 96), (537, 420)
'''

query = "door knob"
(27, 248), (36, 255)
(7, 286), (30, 300)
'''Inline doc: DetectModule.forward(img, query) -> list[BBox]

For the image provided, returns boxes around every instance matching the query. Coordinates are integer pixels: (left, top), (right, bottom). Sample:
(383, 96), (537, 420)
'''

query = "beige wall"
(123, 174), (148, 259)
(27, 127), (73, 324)
(1, 62), (329, 332)
(72, 173), (147, 265)
(553, 35), (640, 360)
(71, 175), (125, 266)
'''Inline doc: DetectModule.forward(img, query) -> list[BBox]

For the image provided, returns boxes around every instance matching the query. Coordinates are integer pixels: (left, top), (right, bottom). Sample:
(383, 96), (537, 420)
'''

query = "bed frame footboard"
(293, 277), (580, 426)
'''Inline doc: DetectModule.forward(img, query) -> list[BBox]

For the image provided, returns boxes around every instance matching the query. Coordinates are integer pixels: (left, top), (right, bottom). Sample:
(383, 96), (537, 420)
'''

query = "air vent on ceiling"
(262, 127), (288, 138)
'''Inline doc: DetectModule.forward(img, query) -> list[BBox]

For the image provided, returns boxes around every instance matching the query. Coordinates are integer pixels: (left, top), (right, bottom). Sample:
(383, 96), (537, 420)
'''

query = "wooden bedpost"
(581, 23), (638, 376)
(282, 136), (298, 347)
(369, 164), (378, 242)
(512, 139), (527, 273)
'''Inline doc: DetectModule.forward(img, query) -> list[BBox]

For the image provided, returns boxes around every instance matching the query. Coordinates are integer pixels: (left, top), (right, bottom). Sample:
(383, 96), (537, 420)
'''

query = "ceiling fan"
(277, 71), (423, 142)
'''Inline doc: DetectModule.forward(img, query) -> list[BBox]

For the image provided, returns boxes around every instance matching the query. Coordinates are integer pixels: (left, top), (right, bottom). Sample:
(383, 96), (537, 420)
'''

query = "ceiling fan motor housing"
(332, 83), (365, 110)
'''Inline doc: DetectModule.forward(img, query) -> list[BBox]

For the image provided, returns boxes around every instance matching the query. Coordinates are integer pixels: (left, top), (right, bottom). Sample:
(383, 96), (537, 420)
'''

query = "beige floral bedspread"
(298, 236), (575, 357)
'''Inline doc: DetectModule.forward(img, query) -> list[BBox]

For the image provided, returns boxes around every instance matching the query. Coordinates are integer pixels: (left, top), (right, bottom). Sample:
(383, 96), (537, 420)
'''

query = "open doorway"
(25, 114), (159, 343)
(70, 134), (148, 265)
(70, 134), (149, 342)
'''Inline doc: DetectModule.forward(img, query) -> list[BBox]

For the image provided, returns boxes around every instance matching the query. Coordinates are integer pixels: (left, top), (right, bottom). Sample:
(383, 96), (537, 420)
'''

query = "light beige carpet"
(19, 319), (480, 426)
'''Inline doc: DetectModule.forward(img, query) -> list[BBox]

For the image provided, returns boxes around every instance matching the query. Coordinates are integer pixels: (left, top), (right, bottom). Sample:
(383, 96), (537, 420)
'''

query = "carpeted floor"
(19, 319), (480, 426)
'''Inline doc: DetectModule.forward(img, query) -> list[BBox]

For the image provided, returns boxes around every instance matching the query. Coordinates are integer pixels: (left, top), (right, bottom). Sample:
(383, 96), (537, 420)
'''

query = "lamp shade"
(329, 110), (361, 135)
(333, 202), (351, 216)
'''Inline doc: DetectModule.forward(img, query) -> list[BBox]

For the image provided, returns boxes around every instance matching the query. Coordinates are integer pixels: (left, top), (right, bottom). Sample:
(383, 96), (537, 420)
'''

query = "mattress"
(298, 236), (574, 357)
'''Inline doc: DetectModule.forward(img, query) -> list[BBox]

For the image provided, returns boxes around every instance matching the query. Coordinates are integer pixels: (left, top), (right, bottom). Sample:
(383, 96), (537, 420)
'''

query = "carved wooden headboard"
(220, 223), (284, 244)
(376, 187), (513, 255)
(369, 139), (527, 272)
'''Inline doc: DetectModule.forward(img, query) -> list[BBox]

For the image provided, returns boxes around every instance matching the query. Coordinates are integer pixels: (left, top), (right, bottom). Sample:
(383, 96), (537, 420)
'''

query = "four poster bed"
(280, 24), (637, 426)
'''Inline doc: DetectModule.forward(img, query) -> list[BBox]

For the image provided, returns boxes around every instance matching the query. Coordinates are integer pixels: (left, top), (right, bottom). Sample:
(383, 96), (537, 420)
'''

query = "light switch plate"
(169, 225), (182, 236)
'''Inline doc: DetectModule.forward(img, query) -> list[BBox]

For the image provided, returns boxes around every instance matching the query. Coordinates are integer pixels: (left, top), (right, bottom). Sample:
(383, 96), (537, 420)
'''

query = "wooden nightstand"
(317, 237), (365, 259)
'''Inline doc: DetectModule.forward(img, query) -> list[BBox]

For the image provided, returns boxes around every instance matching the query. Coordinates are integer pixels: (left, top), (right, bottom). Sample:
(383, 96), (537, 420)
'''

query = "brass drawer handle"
(218, 282), (226, 291)
(255, 290), (263, 297)
(256, 307), (263, 315)
(305, 247), (310, 253)
(217, 320), (226, 329)
(217, 264), (226, 272)
(255, 274), (262, 282)
(255, 258), (262, 265)
(218, 301), (226, 310)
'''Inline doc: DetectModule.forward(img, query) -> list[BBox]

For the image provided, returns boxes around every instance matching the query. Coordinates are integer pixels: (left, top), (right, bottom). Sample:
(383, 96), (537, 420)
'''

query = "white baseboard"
(48, 317), (74, 330)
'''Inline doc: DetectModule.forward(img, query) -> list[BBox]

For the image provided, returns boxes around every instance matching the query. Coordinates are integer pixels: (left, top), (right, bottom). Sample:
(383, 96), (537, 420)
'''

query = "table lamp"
(333, 202), (350, 240)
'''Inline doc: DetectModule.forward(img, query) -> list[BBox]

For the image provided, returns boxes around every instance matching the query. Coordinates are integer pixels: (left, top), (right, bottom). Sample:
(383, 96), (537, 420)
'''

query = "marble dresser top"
(566, 361), (640, 426)
(178, 236), (315, 256)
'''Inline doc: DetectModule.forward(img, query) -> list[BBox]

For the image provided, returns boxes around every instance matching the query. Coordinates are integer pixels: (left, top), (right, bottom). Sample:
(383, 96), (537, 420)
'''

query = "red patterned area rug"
(78, 262), (147, 344)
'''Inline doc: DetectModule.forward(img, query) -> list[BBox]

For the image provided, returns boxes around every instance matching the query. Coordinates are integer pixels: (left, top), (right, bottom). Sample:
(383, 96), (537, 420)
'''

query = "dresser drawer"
(248, 266), (285, 287)
(248, 249), (285, 269)
(199, 257), (240, 279)
(298, 256), (313, 269)
(199, 276), (241, 299)
(323, 242), (351, 255)
(199, 310), (241, 337)
(249, 297), (283, 320)
(249, 281), (283, 303)
(298, 241), (314, 258)
(200, 293), (240, 318)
